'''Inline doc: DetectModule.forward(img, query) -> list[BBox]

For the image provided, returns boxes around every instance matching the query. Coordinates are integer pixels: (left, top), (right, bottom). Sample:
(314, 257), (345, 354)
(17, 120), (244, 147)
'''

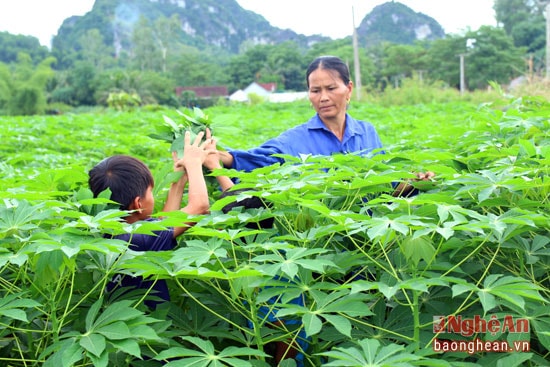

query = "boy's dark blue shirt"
(106, 218), (176, 309)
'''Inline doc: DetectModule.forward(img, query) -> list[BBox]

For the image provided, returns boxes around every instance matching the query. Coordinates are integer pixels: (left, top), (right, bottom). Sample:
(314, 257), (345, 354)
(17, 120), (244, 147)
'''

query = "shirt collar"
(307, 114), (361, 138)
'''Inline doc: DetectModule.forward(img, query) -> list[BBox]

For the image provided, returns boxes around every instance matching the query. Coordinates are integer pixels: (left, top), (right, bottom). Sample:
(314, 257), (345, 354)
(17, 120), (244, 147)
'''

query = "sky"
(0, 0), (497, 48)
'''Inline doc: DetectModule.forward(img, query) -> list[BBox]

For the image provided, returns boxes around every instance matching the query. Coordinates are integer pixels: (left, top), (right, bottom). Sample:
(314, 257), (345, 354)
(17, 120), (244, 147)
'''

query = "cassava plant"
(0, 97), (548, 366)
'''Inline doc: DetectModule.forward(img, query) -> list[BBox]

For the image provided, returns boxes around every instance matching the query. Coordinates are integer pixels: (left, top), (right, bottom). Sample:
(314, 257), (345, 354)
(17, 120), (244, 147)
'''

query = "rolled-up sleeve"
(230, 144), (284, 171)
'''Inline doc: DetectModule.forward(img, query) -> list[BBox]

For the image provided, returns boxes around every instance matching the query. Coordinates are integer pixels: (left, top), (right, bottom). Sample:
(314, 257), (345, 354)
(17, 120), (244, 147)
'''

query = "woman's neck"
(321, 115), (346, 141)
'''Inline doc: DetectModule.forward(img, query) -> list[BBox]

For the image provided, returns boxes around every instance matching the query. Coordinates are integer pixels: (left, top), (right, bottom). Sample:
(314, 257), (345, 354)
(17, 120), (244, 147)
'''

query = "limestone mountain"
(49, 0), (445, 68)
(51, 0), (327, 67)
(357, 2), (445, 46)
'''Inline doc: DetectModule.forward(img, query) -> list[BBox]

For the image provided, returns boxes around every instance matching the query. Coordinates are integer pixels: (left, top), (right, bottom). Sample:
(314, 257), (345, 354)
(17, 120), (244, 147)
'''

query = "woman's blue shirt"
(229, 114), (383, 171)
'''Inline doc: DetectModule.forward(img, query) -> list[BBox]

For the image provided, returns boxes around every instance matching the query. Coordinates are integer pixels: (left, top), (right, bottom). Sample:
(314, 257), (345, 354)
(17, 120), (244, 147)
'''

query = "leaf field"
(0, 97), (549, 366)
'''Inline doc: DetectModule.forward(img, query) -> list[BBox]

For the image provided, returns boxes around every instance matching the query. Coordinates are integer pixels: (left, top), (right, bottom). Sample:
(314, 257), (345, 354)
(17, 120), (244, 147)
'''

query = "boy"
(88, 130), (214, 309)
(203, 142), (307, 367)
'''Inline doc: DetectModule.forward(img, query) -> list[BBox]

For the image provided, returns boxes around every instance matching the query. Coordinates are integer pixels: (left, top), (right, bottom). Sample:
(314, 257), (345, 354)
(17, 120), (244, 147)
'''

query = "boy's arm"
(163, 151), (189, 212)
(215, 172), (235, 192)
(172, 131), (212, 237)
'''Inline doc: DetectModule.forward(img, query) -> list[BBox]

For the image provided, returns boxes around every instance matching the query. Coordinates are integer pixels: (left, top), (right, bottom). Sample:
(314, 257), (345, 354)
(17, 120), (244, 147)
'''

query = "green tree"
(170, 46), (229, 87)
(260, 41), (306, 91)
(137, 71), (176, 105)
(79, 29), (114, 71)
(494, 0), (533, 34)
(426, 27), (525, 90)
(225, 45), (273, 90)
(131, 17), (160, 71)
(8, 86), (43, 115)
(49, 62), (98, 106)
(0, 62), (13, 109)
(0, 32), (50, 64)
(426, 36), (467, 89)
(380, 42), (430, 85)
(6, 53), (55, 115)
(494, 0), (546, 69)
(154, 15), (181, 73)
(69, 62), (98, 106)
(463, 26), (526, 89)
(94, 69), (139, 106)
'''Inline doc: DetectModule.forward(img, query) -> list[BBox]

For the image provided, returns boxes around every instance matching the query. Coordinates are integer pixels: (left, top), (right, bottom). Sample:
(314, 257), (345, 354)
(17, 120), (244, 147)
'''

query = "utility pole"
(352, 6), (362, 100)
(458, 38), (475, 94)
(459, 54), (466, 95)
(546, 3), (550, 79)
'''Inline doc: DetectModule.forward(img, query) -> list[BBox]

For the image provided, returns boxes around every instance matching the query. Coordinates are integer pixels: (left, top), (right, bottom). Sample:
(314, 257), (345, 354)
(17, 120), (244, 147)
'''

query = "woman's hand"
(202, 128), (223, 171)
(392, 171), (436, 197)
(415, 171), (435, 181)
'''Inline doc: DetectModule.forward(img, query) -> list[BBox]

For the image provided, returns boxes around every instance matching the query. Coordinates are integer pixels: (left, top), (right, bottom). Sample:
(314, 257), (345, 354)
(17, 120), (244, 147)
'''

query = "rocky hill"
(50, 0), (445, 66)
(357, 2), (445, 46)
(52, 0), (326, 57)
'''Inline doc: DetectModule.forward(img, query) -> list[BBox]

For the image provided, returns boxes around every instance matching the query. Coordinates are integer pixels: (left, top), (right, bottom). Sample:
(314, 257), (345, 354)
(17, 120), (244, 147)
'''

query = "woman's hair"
(306, 55), (351, 87)
(88, 155), (154, 210)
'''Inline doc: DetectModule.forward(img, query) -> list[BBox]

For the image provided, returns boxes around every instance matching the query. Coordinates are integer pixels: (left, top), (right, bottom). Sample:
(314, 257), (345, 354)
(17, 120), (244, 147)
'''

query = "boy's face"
(138, 185), (155, 219)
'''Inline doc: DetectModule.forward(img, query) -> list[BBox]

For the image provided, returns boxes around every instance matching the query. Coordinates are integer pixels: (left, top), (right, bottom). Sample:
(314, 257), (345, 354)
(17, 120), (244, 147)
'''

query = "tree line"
(0, 0), (545, 115)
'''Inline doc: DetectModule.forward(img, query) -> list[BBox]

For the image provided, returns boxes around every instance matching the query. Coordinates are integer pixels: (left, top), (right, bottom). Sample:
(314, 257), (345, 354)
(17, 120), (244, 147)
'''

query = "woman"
(217, 55), (433, 193)
(218, 55), (384, 171)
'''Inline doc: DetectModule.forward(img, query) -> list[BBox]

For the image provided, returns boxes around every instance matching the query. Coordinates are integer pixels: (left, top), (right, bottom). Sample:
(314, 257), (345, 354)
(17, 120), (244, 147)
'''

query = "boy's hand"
(203, 128), (222, 170)
(174, 131), (215, 171)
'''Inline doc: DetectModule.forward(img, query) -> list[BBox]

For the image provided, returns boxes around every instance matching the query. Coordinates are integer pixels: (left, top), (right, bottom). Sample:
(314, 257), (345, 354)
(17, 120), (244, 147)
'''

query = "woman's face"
(308, 68), (353, 122)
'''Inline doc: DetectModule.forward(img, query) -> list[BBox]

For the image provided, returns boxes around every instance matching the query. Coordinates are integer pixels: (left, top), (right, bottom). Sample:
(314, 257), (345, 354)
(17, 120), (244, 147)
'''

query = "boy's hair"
(88, 155), (154, 210)
(220, 188), (274, 229)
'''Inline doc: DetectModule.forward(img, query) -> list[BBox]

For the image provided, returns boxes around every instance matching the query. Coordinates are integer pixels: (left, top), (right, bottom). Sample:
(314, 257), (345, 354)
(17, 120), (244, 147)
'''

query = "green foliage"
(319, 339), (419, 366)
(149, 107), (229, 152)
(0, 31), (49, 64)
(0, 53), (55, 115)
(380, 43), (429, 80)
(424, 27), (525, 91)
(42, 298), (165, 367)
(8, 85), (44, 115)
(494, 0), (547, 72)
(79, 29), (114, 71)
(107, 91), (142, 110)
(0, 96), (549, 366)
(67, 62), (99, 106)
(367, 75), (459, 105)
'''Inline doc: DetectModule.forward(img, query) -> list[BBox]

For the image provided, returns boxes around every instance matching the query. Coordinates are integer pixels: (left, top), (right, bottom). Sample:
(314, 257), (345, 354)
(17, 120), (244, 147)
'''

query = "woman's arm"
(203, 129), (235, 192)
(218, 150), (234, 168)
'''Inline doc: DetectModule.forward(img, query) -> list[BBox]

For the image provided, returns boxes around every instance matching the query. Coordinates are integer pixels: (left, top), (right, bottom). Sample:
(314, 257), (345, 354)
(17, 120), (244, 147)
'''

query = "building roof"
(176, 86), (228, 98)
(258, 82), (277, 92)
(242, 82), (278, 96)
